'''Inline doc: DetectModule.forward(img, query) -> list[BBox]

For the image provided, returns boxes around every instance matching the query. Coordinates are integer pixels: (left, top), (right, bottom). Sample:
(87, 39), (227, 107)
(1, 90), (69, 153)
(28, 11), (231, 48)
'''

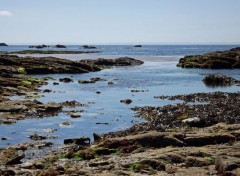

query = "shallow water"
(1, 58), (240, 148)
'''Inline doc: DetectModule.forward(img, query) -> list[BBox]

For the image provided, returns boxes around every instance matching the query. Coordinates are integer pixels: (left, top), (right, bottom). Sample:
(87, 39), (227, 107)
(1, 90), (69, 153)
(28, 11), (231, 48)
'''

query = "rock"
(59, 121), (72, 127)
(101, 131), (184, 149)
(78, 80), (95, 84)
(69, 112), (81, 118)
(80, 57), (144, 66)
(1, 137), (7, 140)
(82, 45), (97, 49)
(55, 44), (66, 48)
(93, 133), (102, 142)
(44, 102), (62, 111)
(96, 91), (101, 94)
(134, 45), (142, 47)
(177, 47), (240, 69)
(182, 117), (203, 127)
(29, 45), (49, 49)
(53, 82), (59, 85)
(89, 161), (110, 167)
(64, 137), (90, 145)
(43, 89), (52, 93)
(59, 77), (73, 83)
(0, 43), (8, 46)
(120, 99), (132, 104)
(215, 155), (240, 175)
(0, 148), (25, 165)
(185, 133), (235, 146)
(203, 74), (240, 87)
(0, 102), (27, 112)
(28, 134), (47, 140)
(108, 81), (114, 85)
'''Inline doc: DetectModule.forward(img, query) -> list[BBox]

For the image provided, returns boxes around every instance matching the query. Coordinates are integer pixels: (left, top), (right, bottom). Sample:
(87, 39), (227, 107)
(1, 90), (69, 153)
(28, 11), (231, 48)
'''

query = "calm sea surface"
(0, 45), (239, 148)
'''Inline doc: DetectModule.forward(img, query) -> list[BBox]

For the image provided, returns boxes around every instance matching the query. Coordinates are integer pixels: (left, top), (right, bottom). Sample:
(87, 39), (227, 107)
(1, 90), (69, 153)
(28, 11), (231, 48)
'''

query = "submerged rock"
(120, 99), (132, 104)
(203, 74), (240, 87)
(59, 77), (73, 83)
(134, 45), (142, 47)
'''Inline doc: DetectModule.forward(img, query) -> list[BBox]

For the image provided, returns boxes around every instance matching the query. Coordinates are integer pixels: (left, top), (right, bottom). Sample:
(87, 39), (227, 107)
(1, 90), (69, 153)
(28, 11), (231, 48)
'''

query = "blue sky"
(0, 0), (240, 44)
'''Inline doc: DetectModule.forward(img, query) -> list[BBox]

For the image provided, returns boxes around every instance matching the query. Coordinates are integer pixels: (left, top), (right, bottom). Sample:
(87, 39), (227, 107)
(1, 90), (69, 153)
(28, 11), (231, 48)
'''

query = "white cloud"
(0, 11), (12, 17)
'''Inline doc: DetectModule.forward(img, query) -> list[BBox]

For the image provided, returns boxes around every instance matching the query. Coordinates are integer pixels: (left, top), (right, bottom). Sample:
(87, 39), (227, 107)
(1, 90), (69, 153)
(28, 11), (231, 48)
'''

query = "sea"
(0, 45), (240, 149)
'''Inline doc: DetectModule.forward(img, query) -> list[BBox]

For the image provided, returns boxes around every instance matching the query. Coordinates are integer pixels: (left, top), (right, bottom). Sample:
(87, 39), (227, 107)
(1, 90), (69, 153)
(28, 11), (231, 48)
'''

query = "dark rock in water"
(82, 45), (97, 49)
(120, 99), (132, 104)
(29, 45), (49, 49)
(78, 80), (95, 84)
(134, 45), (142, 47)
(0, 43), (8, 46)
(64, 137), (90, 145)
(203, 74), (240, 87)
(177, 47), (240, 69)
(93, 133), (102, 142)
(107, 81), (114, 85)
(80, 57), (144, 66)
(43, 89), (51, 93)
(59, 78), (73, 83)
(55, 44), (66, 48)
(96, 91), (101, 94)
(29, 134), (47, 140)
(69, 112), (81, 118)
(1, 137), (7, 140)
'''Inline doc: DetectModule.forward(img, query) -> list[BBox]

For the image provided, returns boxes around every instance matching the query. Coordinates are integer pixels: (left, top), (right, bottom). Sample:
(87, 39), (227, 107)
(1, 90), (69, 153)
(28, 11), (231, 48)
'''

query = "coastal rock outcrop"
(80, 57), (144, 66)
(0, 43), (8, 46)
(177, 47), (240, 69)
(82, 45), (97, 49)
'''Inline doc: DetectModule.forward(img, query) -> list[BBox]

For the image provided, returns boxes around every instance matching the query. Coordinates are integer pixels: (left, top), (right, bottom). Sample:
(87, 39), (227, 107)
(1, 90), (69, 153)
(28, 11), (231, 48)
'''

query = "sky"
(0, 0), (240, 45)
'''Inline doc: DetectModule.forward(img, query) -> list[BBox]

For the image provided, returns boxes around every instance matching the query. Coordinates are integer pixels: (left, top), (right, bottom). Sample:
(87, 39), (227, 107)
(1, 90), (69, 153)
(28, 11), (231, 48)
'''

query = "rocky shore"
(0, 51), (240, 175)
(177, 47), (240, 69)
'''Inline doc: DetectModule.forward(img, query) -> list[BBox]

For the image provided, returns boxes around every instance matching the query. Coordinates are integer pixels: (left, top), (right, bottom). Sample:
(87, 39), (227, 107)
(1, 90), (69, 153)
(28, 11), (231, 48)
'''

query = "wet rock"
(55, 44), (66, 48)
(78, 80), (95, 84)
(28, 134), (47, 140)
(120, 99), (132, 104)
(96, 122), (110, 125)
(43, 89), (52, 93)
(53, 82), (59, 85)
(29, 44), (49, 49)
(0, 43), (8, 46)
(80, 57), (144, 66)
(108, 81), (114, 85)
(177, 47), (240, 69)
(64, 137), (90, 145)
(82, 45), (97, 49)
(59, 77), (73, 83)
(96, 91), (101, 94)
(203, 74), (240, 87)
(69, 112), (81, 118)
(134, 45), (142, 47)
(89, 161), (110, 167)
(0, 102), (27, 112)
(60, 100), (85, 107)
(93, 133), (102, 142)
(59, 121), (72, 127)
(1, 137), (7, 140)
(44, 102), (62, 111)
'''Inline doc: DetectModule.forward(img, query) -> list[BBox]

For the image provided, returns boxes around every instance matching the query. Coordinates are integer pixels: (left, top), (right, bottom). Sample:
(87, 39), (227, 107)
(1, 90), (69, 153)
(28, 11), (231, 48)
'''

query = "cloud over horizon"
(0, 10), (12, 16)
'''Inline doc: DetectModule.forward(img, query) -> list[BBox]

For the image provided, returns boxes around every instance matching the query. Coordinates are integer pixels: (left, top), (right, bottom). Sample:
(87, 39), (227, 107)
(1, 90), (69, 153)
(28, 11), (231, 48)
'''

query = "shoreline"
(0, 49), (240, 175)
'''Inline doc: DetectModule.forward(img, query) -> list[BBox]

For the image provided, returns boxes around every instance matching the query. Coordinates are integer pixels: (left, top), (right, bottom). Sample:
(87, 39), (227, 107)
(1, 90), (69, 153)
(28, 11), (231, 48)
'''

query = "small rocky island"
(177, 47), (240, 69)
(0, 43), (8, 46)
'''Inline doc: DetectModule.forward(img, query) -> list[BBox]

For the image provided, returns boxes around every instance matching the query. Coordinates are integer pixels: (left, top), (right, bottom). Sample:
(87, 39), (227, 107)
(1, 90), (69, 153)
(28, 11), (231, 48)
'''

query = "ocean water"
(0, 45), (239, 57)
(0, 45), (240, 148)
